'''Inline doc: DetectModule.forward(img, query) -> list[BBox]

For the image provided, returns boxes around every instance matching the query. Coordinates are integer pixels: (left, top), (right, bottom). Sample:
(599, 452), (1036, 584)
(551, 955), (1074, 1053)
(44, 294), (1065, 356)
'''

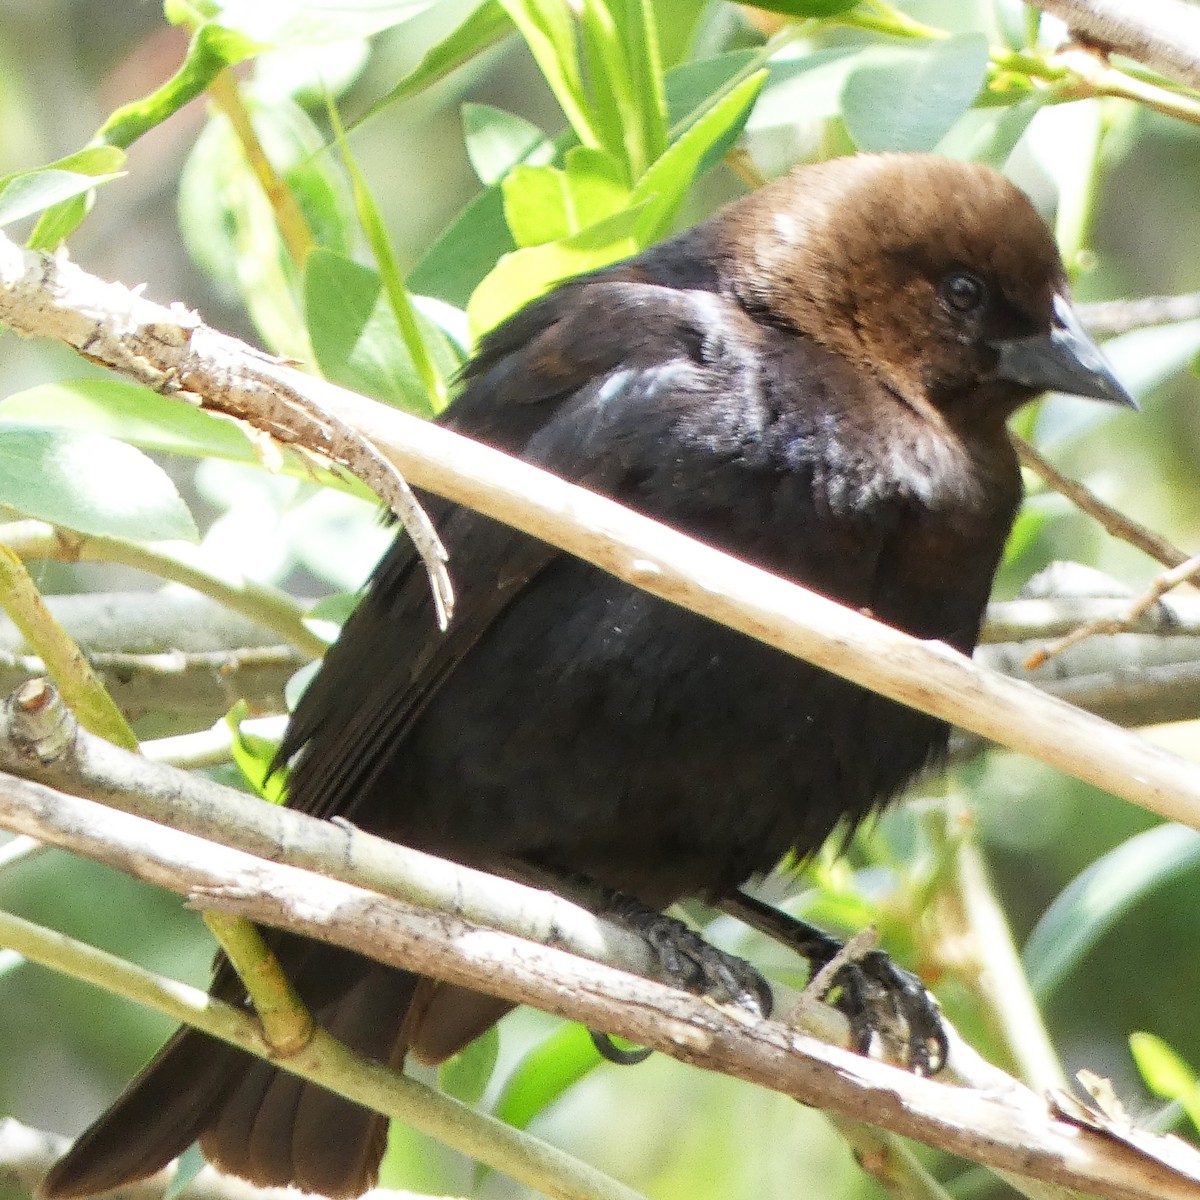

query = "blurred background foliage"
(0, 1), (1198, 1198)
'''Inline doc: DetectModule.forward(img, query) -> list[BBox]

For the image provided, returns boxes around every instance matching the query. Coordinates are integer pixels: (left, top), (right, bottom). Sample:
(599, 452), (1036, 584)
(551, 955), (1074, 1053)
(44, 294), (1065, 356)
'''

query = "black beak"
(994, 295), (1138, 409)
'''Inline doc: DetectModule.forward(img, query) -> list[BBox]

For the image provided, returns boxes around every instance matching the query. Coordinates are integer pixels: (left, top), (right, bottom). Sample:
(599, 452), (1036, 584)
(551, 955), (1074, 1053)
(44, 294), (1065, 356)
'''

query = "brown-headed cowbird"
(43, 153), (1132, 1200)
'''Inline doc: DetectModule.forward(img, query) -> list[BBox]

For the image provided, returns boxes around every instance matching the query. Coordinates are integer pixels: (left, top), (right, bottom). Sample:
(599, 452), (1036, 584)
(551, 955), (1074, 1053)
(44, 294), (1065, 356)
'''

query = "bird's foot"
(720, 889), (946, 1075)
(603, 892), (774, 1018)
(812, 942), (947, 1077)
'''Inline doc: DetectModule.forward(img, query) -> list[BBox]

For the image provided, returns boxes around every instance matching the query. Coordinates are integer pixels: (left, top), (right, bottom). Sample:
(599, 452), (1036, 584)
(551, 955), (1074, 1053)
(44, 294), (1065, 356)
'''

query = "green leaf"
(935, 96), (1043, 167)
(745, 0), (860, 15)
(199, 0), (443, 44)
(439, 1025), (500, 1104)
(467, 202), (648, 337)
(842, 34), (991, 153)
(326, 100), (451, 412)
(0, 168), (123, 230)
(618, 0), (668, 166)
(412, 127), (587, 308)
(502, 148), (629, 247)
(633, 70), (766, 242)
(409, 187), (516, 309)
(463, 103), (553, 187)
(494, 1023), (601, 1129)
(305, 249), (461, 417)
(225, 700), (286, 803)
(498, 0), (597, 149)
(178, 96), (353, 359)
(0, 380), (253, 459)
(576, 0), (666, 178)
(0, 146), (126, 244)
(98, 21), (261, 149)
(746, 48), (864, 129)
(1130, 1033), (1200, 1132)
(0, 379), (373, 498)
(0, 144), (124, 191)
(1024, 823), (1200, 999)
(0, 425), (198, 542)
(666, 51), (759, 129)
(352, 1), (514, 129)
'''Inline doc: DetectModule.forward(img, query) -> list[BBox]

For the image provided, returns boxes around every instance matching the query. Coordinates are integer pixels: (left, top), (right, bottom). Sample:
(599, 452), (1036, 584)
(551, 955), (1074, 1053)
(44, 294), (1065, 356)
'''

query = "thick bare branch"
(1035, 0), (1200, 91)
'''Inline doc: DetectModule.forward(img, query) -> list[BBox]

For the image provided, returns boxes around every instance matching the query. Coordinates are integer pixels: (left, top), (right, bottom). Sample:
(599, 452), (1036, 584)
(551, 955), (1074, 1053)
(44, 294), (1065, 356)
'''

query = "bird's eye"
(940, 270), (987, 314)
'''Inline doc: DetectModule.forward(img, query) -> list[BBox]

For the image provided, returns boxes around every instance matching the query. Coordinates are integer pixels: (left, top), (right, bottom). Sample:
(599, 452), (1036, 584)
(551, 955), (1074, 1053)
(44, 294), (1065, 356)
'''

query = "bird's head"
(722, 153), (1133, 430)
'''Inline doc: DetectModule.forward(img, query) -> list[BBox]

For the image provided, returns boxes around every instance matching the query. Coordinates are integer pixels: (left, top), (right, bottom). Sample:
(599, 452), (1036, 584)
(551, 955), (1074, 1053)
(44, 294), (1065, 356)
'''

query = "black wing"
(278, 271), (775, 823)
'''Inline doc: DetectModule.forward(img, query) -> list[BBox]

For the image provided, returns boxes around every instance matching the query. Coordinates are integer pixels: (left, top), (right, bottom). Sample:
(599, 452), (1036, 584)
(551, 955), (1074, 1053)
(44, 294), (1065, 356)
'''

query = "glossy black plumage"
(43, 153), (1132, 1200)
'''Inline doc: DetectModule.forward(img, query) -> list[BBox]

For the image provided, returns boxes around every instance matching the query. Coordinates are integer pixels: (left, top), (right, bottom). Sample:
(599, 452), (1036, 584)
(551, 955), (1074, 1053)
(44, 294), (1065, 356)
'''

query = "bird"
(42, 152), (1133, 1200)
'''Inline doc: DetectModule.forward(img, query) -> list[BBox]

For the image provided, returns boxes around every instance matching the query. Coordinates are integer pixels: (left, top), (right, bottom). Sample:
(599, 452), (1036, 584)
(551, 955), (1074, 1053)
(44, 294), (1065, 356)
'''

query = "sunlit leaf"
(499, 0), (597, 148)
(633, 70), (765, 241)
(225, 700), (287, 803)
(439, 1025), (500, 1104)
(502, 148), (629, 247)
(467, 202), (648, 336)
(1130, 1032), (1200, 1132)
(0, 425), (198, 542)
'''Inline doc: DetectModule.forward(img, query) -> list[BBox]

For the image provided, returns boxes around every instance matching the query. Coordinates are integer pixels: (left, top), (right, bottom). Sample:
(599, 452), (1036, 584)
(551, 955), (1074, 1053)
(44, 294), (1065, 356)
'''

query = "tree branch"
(1034, 0), (1200, 92)
(2, 770), (1199, 1200)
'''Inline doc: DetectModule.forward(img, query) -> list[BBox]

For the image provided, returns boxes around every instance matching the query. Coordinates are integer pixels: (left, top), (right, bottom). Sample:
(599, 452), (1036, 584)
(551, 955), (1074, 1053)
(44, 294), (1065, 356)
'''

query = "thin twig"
(1025, 552), (1200, 668)
(0, 519), (328, 660)
(1013, 436), (1191, 570)
(0, 900), (643, 1200)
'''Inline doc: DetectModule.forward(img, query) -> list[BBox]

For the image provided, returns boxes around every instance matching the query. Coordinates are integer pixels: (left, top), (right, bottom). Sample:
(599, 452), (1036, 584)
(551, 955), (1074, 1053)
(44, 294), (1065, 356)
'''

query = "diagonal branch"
(1034, 0), (1200, 91)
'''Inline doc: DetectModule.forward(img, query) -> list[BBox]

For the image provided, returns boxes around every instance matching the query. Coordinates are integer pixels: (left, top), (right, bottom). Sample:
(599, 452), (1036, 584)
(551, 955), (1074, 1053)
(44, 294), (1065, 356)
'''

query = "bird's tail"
(41, 963), (421, 1200)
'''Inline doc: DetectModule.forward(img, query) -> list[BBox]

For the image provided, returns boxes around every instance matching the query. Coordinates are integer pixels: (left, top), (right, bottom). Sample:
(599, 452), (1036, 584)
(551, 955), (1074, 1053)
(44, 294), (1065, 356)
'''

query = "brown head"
(716, 153), (1132, 428)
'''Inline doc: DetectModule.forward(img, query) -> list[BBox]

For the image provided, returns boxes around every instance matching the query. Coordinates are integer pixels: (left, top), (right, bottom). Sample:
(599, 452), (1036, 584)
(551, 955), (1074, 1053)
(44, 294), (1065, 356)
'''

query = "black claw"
(590, 1030), (654, 1066)
(825, 948), (947, 1075)
(719, 890), (947, 1075)
(604, 892), (773, 1020)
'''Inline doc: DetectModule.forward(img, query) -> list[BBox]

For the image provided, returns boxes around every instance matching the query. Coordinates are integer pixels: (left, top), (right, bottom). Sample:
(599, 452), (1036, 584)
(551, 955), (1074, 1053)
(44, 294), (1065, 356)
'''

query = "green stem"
(202, 912), (314, 1055)
(207, 71), (316, 268)
(0, 520), (327, 660)
(0, 548), (138, 750)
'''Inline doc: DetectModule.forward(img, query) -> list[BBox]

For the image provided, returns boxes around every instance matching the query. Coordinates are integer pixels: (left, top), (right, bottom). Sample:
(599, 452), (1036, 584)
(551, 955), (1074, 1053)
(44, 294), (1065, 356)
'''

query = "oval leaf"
(0, 425), (198, 542)
(842, 34), (990, 153)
